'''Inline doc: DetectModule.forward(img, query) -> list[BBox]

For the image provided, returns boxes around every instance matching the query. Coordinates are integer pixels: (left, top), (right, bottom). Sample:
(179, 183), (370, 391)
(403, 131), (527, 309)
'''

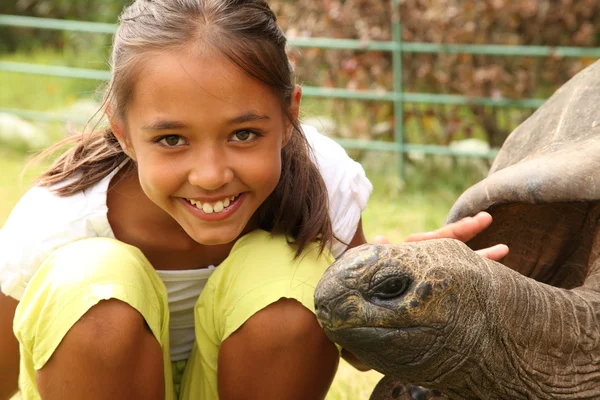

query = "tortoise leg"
(370, 376), (448, 400)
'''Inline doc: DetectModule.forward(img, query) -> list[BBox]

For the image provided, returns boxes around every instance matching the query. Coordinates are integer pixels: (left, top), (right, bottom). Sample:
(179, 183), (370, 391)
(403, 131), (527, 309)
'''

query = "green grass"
(0, 49), (104, 112)
(0, 150), (45, 224)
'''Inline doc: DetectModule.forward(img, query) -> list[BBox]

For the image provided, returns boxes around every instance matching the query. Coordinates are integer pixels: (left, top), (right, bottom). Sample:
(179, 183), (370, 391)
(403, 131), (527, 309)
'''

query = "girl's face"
(115, 49), (296, 246)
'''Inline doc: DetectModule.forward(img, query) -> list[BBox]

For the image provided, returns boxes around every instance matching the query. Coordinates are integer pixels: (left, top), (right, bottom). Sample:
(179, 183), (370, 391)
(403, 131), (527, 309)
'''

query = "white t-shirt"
(0, 124), (372, 360)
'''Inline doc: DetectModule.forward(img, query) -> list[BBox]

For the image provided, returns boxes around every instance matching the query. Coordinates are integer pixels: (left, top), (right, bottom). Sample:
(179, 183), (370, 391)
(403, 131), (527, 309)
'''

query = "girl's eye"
(231, 130), (256, 142)
(158, 135), (185, 147)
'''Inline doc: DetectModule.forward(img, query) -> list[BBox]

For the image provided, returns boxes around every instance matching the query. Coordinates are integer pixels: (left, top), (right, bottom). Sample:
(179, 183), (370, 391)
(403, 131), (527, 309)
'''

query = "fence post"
(391, 0), (405, 179)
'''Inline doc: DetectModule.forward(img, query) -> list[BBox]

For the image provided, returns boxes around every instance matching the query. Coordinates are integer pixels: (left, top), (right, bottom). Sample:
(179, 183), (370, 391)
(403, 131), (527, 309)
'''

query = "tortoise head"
(314, 239), (488, 381)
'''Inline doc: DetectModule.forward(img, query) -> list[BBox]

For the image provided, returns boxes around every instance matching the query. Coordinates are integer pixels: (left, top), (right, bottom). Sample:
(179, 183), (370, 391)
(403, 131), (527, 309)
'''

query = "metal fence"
(2, 2), (600, 177)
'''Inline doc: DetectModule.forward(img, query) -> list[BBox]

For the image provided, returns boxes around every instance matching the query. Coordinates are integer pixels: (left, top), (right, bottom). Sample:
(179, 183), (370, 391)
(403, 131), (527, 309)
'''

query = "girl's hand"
(373, 211), (509, 262)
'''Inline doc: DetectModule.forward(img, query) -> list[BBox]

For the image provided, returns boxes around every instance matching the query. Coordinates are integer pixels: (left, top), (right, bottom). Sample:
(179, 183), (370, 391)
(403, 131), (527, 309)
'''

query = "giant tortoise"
(315, 59), (600, 399)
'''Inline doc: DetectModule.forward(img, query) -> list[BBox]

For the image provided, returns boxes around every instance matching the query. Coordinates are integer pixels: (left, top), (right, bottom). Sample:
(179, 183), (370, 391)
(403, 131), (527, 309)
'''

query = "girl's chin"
(185, 227), (248, 246)
(193, 237), (236, 246)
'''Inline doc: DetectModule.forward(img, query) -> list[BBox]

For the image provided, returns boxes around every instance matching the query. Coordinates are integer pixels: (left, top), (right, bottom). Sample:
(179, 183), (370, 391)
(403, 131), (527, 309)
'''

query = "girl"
(0, 1), (506, 399)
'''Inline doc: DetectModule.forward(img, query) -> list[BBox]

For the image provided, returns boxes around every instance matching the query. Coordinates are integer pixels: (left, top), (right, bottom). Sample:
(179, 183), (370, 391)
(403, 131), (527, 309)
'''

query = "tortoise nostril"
(314, 302), (330, 320)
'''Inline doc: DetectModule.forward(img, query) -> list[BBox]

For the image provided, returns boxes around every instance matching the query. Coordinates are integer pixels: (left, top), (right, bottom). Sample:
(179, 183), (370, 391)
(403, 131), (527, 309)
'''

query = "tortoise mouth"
(324, 325), (431, 347)
(325, 326), (440, 374)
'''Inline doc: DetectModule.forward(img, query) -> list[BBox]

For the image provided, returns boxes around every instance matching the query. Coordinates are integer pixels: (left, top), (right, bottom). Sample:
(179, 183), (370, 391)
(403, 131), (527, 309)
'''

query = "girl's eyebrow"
(142, 120), (188, 131)
(228, 112), (270, 124)
(142, 113), (270, 131)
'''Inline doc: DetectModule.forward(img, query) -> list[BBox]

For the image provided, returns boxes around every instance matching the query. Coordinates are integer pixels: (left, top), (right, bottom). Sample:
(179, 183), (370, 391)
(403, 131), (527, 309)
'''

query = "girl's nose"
(187, 148), (234, 190)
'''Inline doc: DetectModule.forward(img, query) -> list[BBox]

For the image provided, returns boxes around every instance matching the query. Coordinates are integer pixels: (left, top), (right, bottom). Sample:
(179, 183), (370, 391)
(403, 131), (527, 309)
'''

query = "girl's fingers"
(374, 212), (510, 261)
(403, 231), (440, 242)
(475, 244), (509, 261)
(371, 236), (391, 245)
(405, 212), (493, 243)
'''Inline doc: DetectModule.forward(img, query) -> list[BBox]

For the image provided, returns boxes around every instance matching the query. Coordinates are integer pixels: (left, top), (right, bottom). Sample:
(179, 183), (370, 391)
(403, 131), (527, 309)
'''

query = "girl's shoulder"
(197, 230), (335, 341)
(302, 123), (372, 199)
(0, 172), (116, 300)
(301, 124), (373, 256)
(302, 123), (358, 166)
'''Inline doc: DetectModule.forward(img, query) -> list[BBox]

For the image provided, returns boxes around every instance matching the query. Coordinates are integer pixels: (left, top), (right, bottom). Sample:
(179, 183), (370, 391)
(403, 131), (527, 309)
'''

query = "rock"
(448, 138), (490, 155)
(54, 99), (106, 128)
(448, 138), (493, 174)
(372, 121), (392, 138)
(0, 113), (50, 150)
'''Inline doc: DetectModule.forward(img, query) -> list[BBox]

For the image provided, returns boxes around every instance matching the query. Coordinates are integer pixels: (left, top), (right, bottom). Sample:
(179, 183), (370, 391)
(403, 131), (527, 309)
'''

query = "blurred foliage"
(276, 0), (600, 148)
(2, 0), (600, 150)
(0, 0), (127, 51)
(1, 0), (126, 23)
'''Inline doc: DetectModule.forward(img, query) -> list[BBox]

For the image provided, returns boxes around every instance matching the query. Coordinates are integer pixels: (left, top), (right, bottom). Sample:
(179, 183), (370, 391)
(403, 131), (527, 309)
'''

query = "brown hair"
(34, 0), (333, 256)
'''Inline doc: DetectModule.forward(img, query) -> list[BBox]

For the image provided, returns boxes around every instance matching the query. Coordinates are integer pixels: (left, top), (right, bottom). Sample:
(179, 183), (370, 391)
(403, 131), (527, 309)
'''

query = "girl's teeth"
(188, 195), (238, 214)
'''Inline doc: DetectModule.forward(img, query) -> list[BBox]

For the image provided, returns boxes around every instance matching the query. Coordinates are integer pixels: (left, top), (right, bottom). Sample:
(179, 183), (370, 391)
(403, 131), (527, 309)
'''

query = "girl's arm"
(0, 292), (19, 400)
(218, 298), (339, 400)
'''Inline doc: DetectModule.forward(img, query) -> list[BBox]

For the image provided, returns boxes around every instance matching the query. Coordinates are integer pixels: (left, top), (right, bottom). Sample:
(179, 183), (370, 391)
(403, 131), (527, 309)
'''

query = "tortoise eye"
(372, 277), (410, 300)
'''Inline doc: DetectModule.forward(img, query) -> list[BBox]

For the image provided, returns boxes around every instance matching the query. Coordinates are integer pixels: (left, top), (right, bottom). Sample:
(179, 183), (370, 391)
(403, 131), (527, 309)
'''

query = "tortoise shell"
(446, 60), (600, 289)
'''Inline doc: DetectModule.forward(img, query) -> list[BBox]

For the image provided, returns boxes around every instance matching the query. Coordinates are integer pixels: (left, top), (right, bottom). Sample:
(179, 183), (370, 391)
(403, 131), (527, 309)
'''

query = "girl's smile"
(179, 192), (245, 222)
(114, 47), (295, 246)
(184, 193), (241, 214)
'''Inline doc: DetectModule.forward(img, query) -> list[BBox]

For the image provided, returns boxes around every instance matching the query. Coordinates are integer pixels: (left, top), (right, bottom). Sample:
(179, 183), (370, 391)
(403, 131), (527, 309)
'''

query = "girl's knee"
(36, 299), (164, 399)
(58, 299), (161, 364)
(68, 299), (154, 353)
(14, 237), (168, 376)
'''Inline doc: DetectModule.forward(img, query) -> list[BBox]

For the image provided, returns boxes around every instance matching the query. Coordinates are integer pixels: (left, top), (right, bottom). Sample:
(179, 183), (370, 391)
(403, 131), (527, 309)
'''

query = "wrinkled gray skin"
(315, 59), (600, 399)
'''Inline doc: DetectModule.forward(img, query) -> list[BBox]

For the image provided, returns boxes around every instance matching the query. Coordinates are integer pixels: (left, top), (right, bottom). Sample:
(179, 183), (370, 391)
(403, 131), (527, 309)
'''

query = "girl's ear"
(107, 109), (136, 160)
(283, 85), (302, 146)
(289, 85), (302, 121)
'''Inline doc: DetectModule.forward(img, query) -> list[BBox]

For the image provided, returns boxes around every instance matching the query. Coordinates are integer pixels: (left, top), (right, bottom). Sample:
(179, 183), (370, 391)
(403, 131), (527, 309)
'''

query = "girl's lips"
(179, 192), (245, 221)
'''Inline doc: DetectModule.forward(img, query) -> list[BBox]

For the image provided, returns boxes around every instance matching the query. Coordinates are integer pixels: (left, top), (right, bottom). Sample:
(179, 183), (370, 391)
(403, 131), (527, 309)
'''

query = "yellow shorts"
(13, 230), (335, 399)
